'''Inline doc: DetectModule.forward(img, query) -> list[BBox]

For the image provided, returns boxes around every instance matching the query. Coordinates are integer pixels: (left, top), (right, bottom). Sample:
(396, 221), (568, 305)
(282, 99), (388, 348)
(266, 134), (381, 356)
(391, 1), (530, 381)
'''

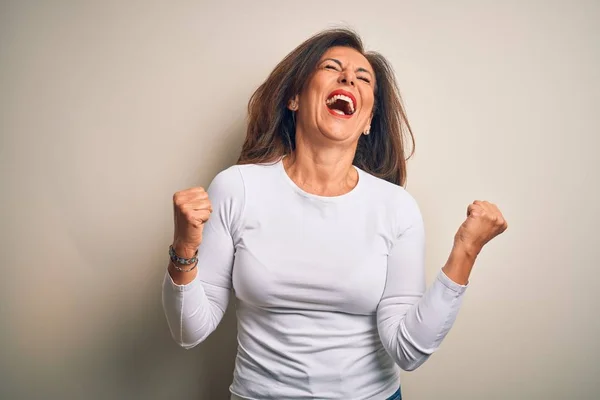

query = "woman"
(162, 28), (507, 400)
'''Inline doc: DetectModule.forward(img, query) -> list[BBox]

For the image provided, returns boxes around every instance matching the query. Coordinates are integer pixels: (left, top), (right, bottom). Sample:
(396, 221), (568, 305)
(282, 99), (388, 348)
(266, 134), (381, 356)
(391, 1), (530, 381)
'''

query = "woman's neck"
(283, 142), (358, 197)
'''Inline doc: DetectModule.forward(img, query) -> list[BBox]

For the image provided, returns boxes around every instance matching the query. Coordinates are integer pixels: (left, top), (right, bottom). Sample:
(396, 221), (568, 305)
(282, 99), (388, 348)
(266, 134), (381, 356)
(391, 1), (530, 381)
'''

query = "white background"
(1, 0), (599, 399)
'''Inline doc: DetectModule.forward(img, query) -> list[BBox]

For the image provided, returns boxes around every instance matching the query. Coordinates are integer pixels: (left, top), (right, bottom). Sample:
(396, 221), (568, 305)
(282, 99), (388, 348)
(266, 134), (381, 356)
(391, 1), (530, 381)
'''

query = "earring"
(364, 126), (370, 135)
(289, 100), (298, 111)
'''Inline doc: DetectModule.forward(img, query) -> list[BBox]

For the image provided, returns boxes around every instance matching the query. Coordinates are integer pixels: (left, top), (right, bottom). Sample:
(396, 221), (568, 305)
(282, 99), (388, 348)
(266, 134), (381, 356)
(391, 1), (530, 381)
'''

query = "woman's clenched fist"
(172, 187), (213, 255)
(454, 200), (508, 257)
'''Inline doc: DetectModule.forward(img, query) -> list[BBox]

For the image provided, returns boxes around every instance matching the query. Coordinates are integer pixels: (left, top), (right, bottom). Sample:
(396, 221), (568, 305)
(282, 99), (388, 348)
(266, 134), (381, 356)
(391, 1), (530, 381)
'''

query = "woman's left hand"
(454, 200), (508, 257)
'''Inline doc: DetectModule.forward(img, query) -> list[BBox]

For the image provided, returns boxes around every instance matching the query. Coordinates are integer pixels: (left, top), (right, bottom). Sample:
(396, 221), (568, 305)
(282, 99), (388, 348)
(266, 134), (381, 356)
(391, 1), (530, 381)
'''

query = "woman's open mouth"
(325, 89), (357, 119)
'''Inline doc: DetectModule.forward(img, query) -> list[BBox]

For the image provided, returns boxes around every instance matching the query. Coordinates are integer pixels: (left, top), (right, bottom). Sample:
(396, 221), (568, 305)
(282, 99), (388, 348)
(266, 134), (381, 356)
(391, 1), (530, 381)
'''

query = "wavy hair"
(237, 28), (415, 186)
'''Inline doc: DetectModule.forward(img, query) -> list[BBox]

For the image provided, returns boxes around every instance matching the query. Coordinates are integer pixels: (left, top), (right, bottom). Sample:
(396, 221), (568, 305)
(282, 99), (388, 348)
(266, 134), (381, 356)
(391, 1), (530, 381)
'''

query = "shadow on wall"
(100, 123), (245, 400)
(135, 292), (239, 400)
(0, 120), (247, 400)
(82, 287), (238, 400)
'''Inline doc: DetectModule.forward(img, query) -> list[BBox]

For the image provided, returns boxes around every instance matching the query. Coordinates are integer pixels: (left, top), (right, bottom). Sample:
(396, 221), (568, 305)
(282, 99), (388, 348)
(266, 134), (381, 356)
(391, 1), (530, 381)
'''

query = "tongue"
(327, 99), (349, 115)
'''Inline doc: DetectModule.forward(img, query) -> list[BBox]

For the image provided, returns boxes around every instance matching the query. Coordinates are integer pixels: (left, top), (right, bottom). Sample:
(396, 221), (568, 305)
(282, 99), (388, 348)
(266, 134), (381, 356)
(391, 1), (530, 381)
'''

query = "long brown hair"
(237, 28), (415, 186)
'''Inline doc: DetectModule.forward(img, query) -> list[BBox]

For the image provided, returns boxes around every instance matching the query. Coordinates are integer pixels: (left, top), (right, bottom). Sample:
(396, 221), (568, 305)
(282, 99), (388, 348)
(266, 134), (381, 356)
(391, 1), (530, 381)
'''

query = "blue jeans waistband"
(385, 387), (402, 400)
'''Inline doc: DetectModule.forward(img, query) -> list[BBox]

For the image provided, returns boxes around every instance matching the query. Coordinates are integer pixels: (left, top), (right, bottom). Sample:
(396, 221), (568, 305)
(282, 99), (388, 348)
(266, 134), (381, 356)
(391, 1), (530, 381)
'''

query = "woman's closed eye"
(324, 63), (371, 84)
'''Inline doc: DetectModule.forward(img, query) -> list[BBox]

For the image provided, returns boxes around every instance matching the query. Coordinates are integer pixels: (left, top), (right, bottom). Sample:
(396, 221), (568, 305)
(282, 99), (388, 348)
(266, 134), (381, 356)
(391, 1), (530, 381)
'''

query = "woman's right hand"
(172, 187), (213, 257)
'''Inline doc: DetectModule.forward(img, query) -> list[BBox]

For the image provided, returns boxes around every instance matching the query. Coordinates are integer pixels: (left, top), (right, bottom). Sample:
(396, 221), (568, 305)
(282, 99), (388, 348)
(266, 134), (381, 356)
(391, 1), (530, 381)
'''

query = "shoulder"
(208, 165), (244, 196)
(207, 162), (280, 236)
(358, 169), (422, 232)
(208, 161), (279, 198)
(359, 170), (419, 209)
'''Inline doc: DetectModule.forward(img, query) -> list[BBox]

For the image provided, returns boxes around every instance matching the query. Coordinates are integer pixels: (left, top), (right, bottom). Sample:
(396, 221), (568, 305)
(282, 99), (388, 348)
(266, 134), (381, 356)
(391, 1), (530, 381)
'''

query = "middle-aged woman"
(162, 28), (507, 400)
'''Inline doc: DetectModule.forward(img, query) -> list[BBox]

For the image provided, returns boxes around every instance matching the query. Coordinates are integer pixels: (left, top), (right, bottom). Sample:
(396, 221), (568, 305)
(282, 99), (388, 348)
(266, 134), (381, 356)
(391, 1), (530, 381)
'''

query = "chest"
(231, 201), (394, 314)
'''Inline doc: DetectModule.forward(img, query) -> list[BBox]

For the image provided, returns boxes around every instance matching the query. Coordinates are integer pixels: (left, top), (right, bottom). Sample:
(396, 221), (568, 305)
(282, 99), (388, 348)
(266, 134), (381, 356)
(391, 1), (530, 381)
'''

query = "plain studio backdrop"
(1, 0), (599, 399)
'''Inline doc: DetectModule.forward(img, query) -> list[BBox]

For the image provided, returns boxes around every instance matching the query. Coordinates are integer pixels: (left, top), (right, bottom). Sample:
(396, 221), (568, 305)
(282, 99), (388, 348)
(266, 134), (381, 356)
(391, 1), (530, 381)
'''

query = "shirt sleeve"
(376, 192), (468, 371)
(162, 165), (245, 349)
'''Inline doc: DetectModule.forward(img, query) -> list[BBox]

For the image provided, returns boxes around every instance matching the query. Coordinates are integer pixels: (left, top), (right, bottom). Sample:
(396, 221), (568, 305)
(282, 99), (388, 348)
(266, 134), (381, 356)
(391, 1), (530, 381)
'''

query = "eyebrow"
(322, 58), (373, 77)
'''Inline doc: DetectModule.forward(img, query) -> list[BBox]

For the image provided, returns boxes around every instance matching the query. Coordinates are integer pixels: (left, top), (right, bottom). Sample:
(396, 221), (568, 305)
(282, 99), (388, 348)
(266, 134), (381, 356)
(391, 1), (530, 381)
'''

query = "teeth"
(326, 94), (355, 114)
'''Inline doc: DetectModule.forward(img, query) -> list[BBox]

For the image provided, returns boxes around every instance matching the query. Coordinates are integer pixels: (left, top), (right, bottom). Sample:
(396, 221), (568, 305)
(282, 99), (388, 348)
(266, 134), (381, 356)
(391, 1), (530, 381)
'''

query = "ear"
(287, 95), (299, 111)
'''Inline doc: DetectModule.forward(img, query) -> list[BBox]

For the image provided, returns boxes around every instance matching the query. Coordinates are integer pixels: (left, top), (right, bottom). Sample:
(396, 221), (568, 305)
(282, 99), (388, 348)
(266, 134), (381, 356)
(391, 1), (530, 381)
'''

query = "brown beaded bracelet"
(169, 245), (198, 272)
(170, 259), (198, 273)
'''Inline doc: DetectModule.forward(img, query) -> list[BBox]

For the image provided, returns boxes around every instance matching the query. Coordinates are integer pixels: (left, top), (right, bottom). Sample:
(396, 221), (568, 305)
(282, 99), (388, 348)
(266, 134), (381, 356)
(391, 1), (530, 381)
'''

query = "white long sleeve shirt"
(162, 158), (468, 400)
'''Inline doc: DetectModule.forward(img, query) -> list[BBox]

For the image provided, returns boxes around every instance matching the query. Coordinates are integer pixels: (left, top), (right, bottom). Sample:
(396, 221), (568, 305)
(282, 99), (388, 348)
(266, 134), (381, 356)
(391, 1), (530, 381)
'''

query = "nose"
(338, 70), (355, 86)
